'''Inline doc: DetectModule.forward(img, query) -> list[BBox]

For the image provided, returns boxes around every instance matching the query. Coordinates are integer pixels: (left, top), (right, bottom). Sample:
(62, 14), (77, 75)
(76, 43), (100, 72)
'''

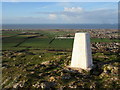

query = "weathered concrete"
(71, 32), (93, 69)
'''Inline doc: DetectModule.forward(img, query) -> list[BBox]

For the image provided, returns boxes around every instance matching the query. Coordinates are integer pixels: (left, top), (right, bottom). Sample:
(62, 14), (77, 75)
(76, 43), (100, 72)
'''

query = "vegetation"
(2, 29), (120, 89)
(2, 30), (120, 50)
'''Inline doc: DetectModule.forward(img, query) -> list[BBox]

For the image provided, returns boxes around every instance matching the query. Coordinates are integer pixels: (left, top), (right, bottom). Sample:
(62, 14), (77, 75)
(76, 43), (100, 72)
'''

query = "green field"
(2, 30), (120, 50)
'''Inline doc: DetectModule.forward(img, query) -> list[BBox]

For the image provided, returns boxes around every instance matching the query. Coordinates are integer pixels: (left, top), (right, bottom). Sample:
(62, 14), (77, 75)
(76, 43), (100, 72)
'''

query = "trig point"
(70, 32), (93, 70)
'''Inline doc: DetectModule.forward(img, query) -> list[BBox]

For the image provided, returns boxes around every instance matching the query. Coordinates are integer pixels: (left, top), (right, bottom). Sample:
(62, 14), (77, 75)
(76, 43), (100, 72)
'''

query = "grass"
(20, 38), (51, 49)
(91, 38), (120, 43)
(2, 30), (120, 50)
(2, 30), (120, 89)
(2, 36), (26, 50)
(3, 37), (120, 50)
(50, 39), (74, 49)
(2, 31), (22, 36)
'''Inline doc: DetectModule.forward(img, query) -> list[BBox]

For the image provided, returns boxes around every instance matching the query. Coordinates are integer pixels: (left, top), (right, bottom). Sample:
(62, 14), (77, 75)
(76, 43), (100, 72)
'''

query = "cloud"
(36, 7), (84, 17)
(64, 7), (83, 12)
(49, 14), (57, 20)
(35, 7), (117, 24)
(3, 6), (118, 24)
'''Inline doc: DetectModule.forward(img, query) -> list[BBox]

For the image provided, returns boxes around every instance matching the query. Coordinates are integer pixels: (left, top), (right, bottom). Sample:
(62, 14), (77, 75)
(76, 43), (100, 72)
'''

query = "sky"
(2, 2), (118, 24)
(2, 0), (119, 2)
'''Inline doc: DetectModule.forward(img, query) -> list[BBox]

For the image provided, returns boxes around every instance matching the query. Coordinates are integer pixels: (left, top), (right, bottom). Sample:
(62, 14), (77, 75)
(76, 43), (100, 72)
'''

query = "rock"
(40, 82), (55, 89)
(30, 71), (35, 74)
(111, 67), (118, 74)
(49, 76), (56, 82)
(13, 83), (19, 89)
(41, 61), (50, 65)
(39, 55), (42, 58)
(68, 85), (77, 88)
(13, 81), (25, 89)
(99, 62), (119, 88)
(33, 82), (40, 88)
(89, 82), (96, 89)
(62, 74), (71, 80)
(68, 82), (78, 88)
(58, 86), (65, 90)
(38, 73), (44, 77)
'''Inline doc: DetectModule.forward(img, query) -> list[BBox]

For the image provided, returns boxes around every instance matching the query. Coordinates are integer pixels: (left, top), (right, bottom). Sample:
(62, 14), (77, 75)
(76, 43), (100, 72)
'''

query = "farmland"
(2, 29), (120, 89)
(2, 29), (119, 50)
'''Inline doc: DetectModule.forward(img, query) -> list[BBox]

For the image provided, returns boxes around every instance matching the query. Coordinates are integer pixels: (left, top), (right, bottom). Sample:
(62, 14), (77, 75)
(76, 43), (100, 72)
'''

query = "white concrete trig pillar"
(71, 32), (93, 69)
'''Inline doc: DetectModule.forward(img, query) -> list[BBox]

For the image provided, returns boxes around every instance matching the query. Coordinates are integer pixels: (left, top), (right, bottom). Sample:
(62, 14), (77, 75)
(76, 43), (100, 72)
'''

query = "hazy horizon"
(2, 23), (118, 29)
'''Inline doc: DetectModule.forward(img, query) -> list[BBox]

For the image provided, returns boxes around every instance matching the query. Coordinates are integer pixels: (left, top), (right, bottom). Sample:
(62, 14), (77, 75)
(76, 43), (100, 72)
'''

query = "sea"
(2, 24), (118, 30)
